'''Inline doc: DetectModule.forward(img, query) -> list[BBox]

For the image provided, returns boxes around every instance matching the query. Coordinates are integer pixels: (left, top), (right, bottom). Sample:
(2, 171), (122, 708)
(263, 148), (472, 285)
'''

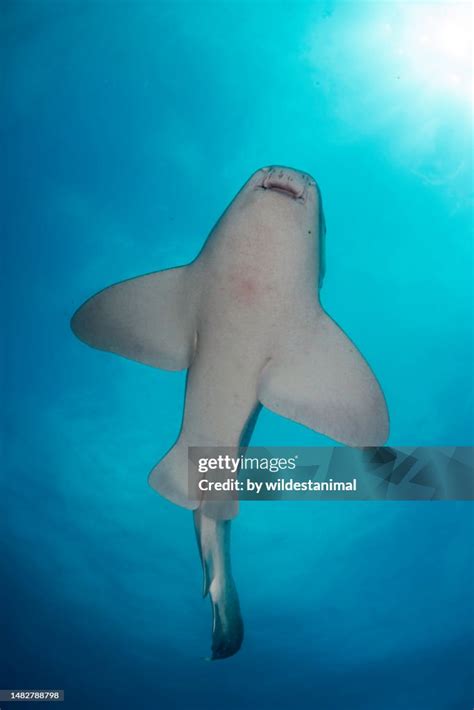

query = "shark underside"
(71, 165), (389, 659)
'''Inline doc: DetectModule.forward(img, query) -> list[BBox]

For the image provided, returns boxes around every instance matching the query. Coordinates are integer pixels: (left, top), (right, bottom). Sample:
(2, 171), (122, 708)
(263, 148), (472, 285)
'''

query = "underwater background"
(2, 1), (473, 708)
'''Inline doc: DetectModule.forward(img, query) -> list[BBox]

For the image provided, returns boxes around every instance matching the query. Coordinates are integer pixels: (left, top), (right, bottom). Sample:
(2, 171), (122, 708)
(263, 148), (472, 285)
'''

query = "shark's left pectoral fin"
(258, 312), (389, 446)
(71, 265), (197, 370)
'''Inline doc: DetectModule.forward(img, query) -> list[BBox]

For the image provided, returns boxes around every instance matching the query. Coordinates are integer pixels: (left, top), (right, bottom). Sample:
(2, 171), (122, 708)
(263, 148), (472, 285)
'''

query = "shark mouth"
(257, 169), (306, 201)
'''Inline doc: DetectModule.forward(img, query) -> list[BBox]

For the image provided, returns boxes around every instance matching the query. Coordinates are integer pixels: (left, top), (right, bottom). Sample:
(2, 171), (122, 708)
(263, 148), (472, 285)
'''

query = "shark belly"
(71, 165), (390, 661)
(148, 264), (276, 511)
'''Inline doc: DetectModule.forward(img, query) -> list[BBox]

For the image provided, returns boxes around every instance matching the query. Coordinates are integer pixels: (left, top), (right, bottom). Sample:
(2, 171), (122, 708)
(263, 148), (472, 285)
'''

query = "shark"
(71, 165), (389, 659)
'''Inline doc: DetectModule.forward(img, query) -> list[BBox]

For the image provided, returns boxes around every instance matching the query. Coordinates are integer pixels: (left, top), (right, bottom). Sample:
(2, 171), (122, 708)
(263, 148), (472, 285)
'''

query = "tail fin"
(194, 509), (244, 660)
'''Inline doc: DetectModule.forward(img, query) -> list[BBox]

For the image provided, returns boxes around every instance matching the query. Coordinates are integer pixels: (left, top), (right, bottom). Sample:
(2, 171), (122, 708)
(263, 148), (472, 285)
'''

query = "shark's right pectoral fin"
(71, 265), (197, 370)
(258, 312), (389, 447)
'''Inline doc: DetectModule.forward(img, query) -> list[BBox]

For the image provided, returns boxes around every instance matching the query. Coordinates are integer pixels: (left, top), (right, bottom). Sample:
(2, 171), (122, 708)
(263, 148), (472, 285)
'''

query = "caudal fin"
(209, 579), (244, 660)
(194, 510), (244, 660)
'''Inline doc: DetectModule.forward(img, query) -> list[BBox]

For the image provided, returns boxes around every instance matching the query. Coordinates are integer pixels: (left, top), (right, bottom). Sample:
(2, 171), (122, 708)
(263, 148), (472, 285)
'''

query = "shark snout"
(255, 166), (316, 202)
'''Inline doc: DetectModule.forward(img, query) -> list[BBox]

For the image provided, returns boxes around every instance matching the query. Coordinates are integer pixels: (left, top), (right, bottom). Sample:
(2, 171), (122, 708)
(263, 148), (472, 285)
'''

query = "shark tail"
(194, 509), (244, 660)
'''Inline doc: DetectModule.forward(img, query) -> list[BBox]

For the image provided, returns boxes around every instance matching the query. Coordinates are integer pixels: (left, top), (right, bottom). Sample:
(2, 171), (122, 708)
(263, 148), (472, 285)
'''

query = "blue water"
(2, 2), (473, 709)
